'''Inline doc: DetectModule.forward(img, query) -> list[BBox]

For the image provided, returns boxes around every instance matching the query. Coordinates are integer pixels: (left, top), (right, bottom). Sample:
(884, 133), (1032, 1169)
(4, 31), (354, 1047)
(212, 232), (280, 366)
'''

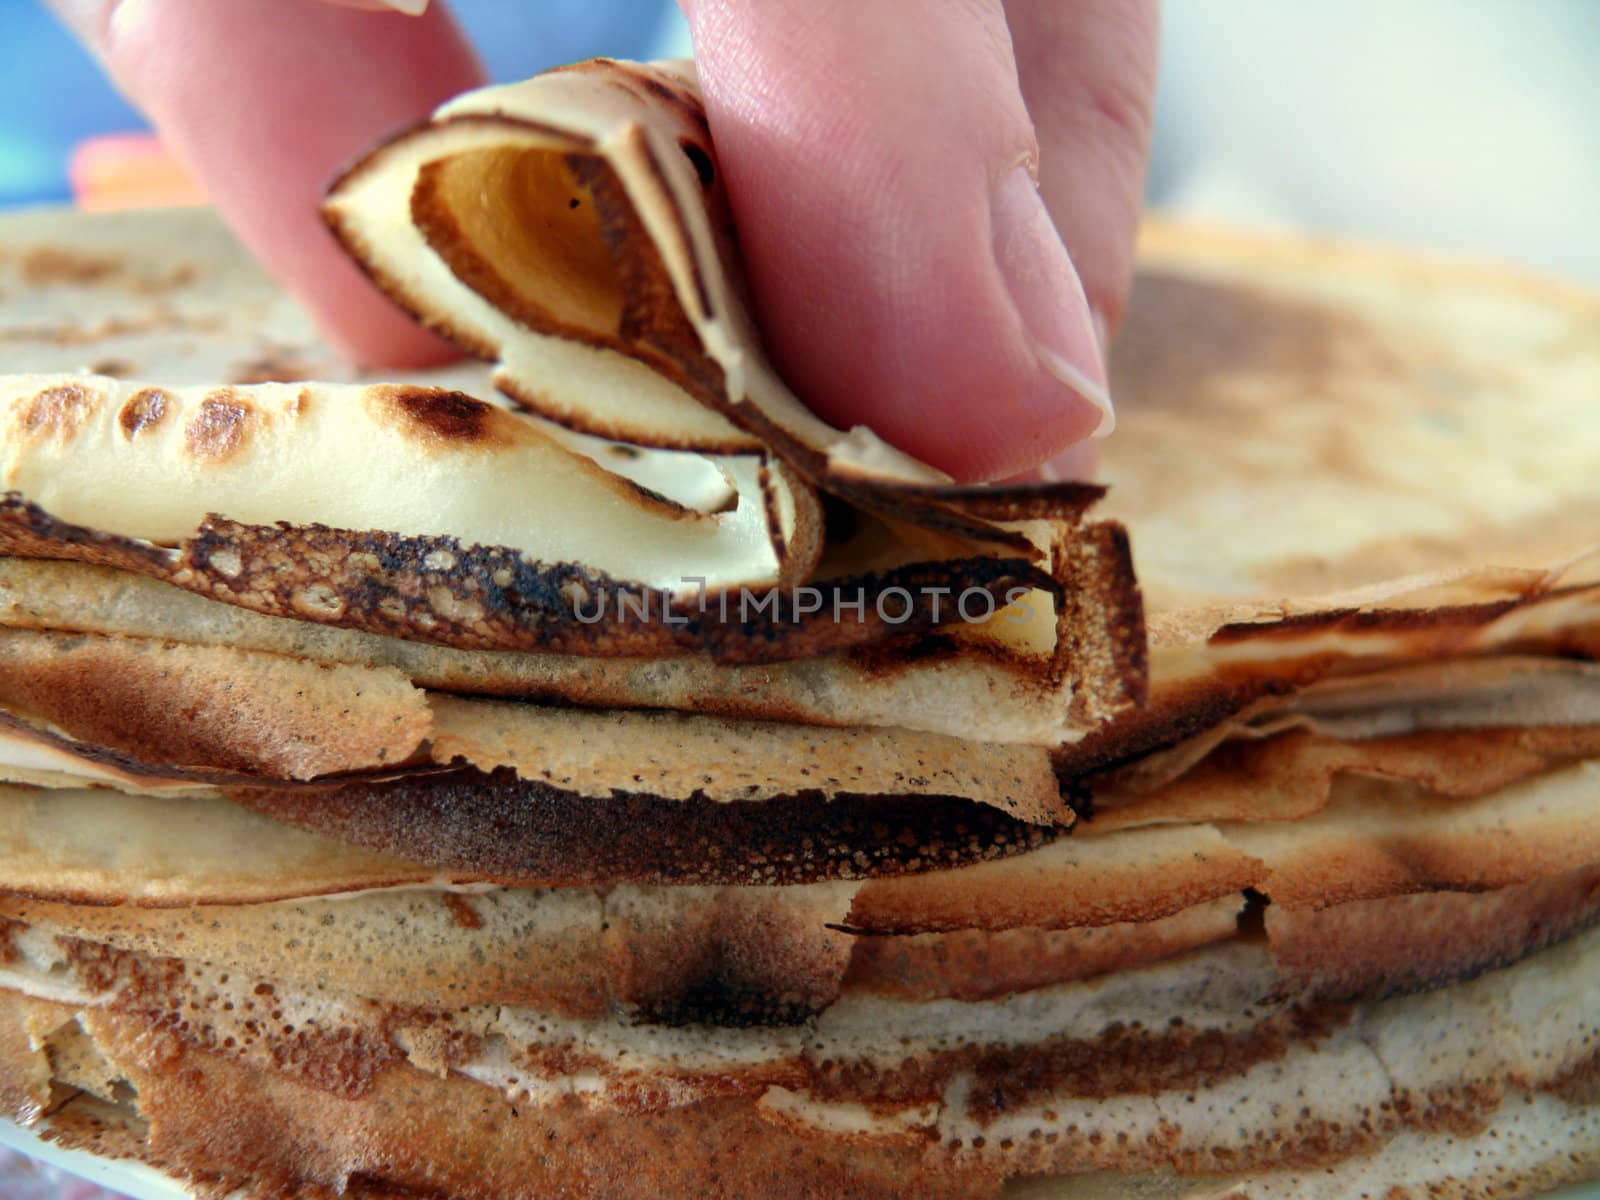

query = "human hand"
(49, 0), (1157, 482)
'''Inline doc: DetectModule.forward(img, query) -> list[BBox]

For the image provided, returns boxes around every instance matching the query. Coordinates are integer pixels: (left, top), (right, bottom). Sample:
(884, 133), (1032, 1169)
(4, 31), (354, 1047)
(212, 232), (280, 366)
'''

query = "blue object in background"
(0, 0), (148, 206)
(0, 0), (679, 210)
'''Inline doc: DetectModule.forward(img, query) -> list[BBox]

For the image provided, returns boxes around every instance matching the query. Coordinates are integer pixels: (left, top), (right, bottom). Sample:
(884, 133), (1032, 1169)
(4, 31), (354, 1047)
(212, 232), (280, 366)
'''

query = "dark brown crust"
(809, 1005), (1351, 1117)
(1060, 521), (1148, 724)
(1208, 592), (1561, 645)
(0, 494), (1057, 664)
(227, 765), (1061, 887)
(917, 482), (1107, 523)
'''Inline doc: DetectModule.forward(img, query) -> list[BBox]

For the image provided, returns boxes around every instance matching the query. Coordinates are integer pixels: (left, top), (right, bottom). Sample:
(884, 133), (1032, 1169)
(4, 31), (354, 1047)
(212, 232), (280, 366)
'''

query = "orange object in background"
(69, 134), (205, 211)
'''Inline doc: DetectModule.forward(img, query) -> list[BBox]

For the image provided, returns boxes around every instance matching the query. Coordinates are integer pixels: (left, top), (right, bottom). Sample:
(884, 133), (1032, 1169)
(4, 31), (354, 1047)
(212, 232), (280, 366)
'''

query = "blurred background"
(3, 0), (1599, 283)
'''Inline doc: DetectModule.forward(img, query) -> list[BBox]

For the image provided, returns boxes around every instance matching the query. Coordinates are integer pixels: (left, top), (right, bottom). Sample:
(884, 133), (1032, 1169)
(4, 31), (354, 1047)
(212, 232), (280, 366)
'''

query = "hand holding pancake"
(47, 0), (1156, 481)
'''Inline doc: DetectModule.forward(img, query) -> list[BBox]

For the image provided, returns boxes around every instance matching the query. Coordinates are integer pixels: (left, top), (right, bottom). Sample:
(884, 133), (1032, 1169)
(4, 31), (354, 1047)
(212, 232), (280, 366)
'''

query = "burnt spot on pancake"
(118, 388), (171, 439)
(441, 892), (483, 931)
(19, 247), (120, 286)
(635, 978), (820, 1028)
(375, 385), (500, 447)
(185, 390), (256, 462)
(17, 383), (99, 442)
(228, 766), (1060, 888)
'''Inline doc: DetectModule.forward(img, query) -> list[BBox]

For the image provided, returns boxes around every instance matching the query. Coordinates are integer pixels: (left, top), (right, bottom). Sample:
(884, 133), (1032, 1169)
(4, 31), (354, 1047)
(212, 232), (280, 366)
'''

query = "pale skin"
(49, 0), (1159, 482)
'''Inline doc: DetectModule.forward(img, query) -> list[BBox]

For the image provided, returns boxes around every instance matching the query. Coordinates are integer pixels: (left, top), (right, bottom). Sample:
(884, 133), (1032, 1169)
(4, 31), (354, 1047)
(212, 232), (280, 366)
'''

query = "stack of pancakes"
(1, 59), (1599, 1200)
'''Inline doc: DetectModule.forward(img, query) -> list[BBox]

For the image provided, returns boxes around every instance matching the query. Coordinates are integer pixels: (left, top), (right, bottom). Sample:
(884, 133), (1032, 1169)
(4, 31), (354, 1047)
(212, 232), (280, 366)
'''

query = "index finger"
(49, 0), (485, 367)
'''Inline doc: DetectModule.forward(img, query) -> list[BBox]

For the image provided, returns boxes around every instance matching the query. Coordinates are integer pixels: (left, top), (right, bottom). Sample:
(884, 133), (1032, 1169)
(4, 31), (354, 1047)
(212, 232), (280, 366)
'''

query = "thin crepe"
(0, 556), (1109, 745)
(0, 623), (1072, 821)
(1061, 222), (1600, 772)
(324, 57), (1107, 552)
(1, 375), (1097, 664)
(0, 202), (1141, 740)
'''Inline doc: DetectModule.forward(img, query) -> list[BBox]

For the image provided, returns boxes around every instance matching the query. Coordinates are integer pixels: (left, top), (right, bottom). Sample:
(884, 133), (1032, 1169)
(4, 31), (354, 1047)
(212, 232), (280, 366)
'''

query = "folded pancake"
(0, 555), (1113, 745)
(0, 205), (1143, 744)
(5, 60), (1140, 757)
(323, 55), (1118, 531)
(0, 372), (1097, 665)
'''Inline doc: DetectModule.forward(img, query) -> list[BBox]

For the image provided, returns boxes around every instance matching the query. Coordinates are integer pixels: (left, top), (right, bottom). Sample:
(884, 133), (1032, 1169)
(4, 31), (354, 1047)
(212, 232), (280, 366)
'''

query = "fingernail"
(991, 165), (1115, 438)
(1091, 306), (1111, 358)
(1037, 439), (1100, 483)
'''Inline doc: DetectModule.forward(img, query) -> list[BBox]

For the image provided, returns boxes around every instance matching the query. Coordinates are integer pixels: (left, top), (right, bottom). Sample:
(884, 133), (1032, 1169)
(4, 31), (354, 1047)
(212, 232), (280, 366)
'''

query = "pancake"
(2, 883), (1599, 1197)
(0, 206), (1142, 746)
(3, 51), (1600, 1200)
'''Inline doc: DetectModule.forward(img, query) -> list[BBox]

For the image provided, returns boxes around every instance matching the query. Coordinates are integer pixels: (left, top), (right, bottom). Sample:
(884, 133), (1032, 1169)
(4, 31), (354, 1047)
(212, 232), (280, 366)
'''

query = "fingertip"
(687, 0), (1107, 482)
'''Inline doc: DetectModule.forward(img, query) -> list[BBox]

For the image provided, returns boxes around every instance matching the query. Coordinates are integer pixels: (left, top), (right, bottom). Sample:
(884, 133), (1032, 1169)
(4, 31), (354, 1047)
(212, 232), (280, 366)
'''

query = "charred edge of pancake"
(627, 987), (825, 1029)
(1062, 521), (1148, 717)
(1207, 596), (1530, 644)
(0, 494), (1058, 664)
(1054, 770), (1095, 822)
(916, 481), (1107, 523)
(226, 766), (1062, 887)
(1204, 577), (1600, 651)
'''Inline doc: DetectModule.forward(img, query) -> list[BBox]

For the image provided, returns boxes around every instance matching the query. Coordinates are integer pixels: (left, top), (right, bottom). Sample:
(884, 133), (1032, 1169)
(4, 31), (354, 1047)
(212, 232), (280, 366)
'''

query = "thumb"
(682, 0), (1111, 482)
